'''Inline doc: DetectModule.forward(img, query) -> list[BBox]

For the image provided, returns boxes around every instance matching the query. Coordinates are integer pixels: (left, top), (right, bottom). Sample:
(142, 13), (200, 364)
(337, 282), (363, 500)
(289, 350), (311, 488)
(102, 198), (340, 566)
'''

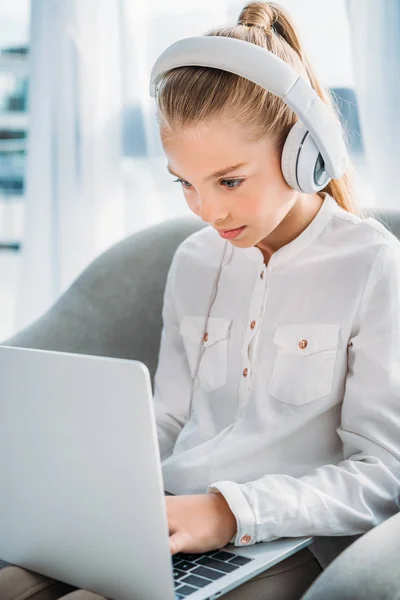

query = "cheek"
(182, 190), (199, 213)
(243, 193), (267, 218)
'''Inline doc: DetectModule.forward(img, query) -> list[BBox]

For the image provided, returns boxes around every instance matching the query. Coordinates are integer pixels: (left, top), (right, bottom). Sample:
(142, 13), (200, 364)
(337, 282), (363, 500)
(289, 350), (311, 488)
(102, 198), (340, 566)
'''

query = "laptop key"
(181, 574), (212, 588)
(178, 561), (197, 572)
(180, 553), (202, 563)
(212, 551), (236, 562)
(191, 566), (224, 581)
(197, 557), (239, 573)
(173, 568), (186, 580)
(175, 584), (198, 596)
(230, 555), (253, 566)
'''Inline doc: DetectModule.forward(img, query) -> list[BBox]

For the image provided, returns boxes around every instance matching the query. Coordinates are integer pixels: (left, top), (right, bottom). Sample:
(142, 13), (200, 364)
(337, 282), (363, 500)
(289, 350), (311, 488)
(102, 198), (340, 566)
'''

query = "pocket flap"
(180, 316), (232, 347)
(273, 323), (340, 357)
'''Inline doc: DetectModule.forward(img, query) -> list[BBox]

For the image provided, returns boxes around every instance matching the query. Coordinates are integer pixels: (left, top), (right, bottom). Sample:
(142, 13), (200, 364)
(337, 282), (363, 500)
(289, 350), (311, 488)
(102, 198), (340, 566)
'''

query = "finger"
(169, 531), (189, 555)
(168, 519), (178, 535)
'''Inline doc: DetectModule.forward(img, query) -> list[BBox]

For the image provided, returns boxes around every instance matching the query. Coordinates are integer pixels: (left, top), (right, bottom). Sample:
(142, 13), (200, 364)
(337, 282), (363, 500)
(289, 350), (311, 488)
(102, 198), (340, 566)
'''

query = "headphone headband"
(150, 36), (348, 179)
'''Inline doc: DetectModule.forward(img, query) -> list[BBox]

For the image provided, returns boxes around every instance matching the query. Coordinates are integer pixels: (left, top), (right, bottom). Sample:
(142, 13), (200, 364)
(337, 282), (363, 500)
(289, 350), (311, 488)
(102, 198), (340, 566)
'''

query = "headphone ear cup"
(281, 121), (307, 192)
(281, 121), (331, 194)
(297, 132), (330, 193)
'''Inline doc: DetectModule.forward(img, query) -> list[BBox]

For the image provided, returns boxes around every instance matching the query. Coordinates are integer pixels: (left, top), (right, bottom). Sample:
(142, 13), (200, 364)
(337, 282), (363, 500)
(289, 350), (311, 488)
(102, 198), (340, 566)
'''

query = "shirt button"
(243, 368), (248, 378)
(299, 339), (308, 349)
(241, 534), (252, 544)
(260, 271), (264, 279)
(250, 320), (256, 330)
(203, 332), (208, 342)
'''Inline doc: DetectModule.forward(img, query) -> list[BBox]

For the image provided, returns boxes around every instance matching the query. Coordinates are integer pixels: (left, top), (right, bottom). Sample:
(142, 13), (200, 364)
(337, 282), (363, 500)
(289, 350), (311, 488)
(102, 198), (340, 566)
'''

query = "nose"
(197, 193), (229, 225)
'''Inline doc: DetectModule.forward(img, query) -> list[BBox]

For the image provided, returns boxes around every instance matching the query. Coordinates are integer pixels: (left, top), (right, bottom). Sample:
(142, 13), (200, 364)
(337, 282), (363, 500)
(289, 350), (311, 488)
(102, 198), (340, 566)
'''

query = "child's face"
(161, 118), (299, 250)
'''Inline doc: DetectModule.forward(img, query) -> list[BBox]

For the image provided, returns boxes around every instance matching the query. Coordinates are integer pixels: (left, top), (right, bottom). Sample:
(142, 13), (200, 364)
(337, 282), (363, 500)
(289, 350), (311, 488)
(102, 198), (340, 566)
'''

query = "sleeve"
(208, 241), (400, 546)
(152, 246), (193, 461)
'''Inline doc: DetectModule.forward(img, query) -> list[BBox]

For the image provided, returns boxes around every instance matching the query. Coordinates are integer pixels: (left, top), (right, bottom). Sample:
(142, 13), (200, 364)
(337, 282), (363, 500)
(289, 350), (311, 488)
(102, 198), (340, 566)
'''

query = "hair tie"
(240, 21), (276, 35)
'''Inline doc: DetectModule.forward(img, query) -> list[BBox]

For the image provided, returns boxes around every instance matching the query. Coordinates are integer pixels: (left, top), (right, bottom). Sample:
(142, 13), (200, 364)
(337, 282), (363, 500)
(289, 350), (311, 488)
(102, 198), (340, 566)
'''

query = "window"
(0, 0), (30, 340)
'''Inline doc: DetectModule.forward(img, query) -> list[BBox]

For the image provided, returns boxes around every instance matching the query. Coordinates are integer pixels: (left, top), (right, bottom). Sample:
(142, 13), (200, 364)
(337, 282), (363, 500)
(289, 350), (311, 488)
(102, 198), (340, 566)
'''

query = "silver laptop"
(0, 345), (312, 600)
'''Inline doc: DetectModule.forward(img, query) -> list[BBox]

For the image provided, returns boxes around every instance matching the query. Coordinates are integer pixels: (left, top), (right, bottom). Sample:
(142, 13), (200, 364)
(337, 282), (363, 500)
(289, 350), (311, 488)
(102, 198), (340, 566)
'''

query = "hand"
(166, 493), (237, 555)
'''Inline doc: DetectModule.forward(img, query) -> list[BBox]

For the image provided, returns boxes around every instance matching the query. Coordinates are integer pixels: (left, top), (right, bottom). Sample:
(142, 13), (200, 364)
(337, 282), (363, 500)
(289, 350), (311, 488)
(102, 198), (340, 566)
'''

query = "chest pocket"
(179, 316), (232, 392)
(268, 323), (340, 406)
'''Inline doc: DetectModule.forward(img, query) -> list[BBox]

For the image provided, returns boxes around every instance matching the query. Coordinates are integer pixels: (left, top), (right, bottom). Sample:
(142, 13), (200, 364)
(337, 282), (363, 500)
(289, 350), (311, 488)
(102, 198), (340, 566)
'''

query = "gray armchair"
(3, 216), (205, 387)
(1, 209), (400, 575)
(3, 209), (400, 382)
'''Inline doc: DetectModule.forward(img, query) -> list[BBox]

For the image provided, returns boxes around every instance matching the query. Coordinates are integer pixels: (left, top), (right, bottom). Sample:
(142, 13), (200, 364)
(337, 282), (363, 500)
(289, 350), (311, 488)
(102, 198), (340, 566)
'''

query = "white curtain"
(17, 0), (128, 329)
(347, 0), (400, 210)
(16, 0), (230, 330)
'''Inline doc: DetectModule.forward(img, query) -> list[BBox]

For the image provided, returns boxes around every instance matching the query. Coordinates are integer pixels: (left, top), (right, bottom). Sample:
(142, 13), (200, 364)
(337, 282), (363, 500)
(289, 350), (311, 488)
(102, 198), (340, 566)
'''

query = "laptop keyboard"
(173, 549), (254, 598)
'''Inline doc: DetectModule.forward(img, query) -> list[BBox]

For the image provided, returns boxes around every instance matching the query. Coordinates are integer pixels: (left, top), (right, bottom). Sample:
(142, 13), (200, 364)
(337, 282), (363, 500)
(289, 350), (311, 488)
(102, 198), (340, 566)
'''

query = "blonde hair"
(156, 1), (359, 215)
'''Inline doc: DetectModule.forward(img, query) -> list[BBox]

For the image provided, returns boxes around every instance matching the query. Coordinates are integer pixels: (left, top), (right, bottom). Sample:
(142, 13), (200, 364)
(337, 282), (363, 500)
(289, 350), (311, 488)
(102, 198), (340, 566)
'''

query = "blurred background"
(0, 0), (399, 341)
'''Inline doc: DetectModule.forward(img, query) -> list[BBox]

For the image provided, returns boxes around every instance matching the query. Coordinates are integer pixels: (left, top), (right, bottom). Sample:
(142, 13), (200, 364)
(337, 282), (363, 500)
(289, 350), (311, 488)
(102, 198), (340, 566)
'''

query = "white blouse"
(153, 192), (400, 566)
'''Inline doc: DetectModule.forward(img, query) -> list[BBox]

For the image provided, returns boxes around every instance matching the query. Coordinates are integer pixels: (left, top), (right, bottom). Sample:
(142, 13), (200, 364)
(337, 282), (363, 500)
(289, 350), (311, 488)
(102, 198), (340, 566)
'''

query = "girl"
(1, 2), (400, 599)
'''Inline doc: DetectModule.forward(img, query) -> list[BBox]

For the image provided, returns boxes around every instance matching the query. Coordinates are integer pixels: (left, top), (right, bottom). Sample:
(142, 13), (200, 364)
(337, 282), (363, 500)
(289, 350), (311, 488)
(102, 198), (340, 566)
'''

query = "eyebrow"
(167, 162), (247, 183)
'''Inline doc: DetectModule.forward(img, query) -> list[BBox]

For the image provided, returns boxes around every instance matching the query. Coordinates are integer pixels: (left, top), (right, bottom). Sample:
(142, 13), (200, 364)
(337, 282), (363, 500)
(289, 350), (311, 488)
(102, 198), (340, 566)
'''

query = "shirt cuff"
(208, 480), (256, 546)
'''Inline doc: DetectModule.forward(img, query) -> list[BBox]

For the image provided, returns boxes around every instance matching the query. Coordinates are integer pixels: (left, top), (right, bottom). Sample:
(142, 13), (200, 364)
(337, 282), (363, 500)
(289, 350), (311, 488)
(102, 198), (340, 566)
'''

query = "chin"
(228, 237), (253, 247)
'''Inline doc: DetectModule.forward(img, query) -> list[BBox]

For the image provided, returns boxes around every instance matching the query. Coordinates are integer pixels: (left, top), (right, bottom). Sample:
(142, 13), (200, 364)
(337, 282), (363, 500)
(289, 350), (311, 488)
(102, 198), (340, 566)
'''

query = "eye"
(220, 178), (244, 190)
(173, 178), (192, 189)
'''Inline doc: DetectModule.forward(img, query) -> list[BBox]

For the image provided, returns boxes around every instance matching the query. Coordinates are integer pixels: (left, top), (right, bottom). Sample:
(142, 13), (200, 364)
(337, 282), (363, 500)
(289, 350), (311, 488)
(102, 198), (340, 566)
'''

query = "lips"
(218, 226), (243, 234)
(217, 225), (247, 239)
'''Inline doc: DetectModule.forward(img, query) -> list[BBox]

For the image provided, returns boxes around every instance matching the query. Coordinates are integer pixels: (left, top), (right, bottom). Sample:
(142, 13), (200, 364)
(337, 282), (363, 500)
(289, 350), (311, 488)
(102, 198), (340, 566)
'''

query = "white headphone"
(150, 36), (348, 194)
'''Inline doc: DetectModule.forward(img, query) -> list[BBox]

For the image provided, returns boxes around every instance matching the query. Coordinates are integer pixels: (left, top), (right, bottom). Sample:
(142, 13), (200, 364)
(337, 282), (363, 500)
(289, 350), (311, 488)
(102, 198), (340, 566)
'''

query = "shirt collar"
(239, 192), (339, 269)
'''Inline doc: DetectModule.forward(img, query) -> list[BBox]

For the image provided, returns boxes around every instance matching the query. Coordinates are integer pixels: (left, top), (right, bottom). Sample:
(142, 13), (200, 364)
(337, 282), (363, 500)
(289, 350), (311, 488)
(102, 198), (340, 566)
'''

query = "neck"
(256, 192), (325, 264)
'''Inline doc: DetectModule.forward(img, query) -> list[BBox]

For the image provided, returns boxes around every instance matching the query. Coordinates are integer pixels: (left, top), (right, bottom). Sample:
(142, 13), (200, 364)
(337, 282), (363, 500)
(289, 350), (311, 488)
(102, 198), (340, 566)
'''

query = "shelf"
(0, 55), (28, 78)
(0, 139), (26, 152)
(0, 112), (28, 131)
(0, 241), (20, 251)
